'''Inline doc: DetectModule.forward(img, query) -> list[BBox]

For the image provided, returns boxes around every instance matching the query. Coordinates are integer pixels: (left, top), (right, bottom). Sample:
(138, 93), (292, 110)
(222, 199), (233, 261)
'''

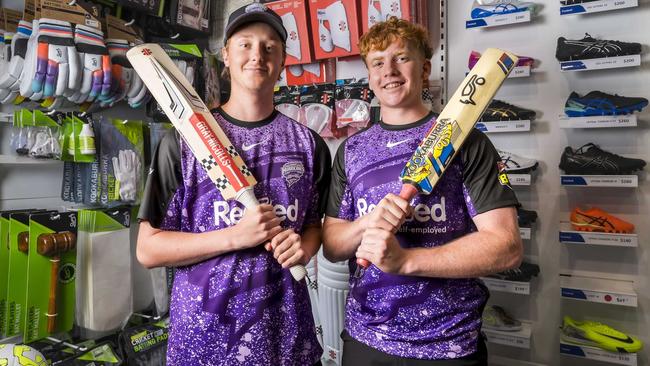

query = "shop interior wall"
(447, 2), (650, 365)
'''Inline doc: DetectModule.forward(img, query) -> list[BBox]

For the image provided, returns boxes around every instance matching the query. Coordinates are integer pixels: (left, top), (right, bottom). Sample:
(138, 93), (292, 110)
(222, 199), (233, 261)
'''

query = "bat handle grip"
(356, 183), (419, 269)
(236, 188), (308, 282)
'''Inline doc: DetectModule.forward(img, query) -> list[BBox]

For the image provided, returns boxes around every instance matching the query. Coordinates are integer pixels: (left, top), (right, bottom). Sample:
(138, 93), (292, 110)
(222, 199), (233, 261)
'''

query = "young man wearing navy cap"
(137, 3), (330, 364)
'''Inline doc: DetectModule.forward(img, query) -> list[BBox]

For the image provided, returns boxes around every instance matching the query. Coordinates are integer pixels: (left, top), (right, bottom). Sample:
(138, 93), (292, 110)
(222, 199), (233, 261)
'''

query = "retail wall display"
(168, 0), (211, 35)
(559, 0), (638, 16)
(479, 100), (536, 121)
(466, 0), (537, 28)
(564, 91), (648, 117)
(360, 0), (413, 33)
(517, 207), (537, 227)
(497, 149), (539, 174)
(268, 0), (314, 65)
(308, 0), (361, 59)
(560, 315), (643, 353)
(483, 305), (523, 332)
(469, 49), (534, 78)
(559, 143), (646, 175)
(0, 343), (47, 365)
(334, 79), (375, 132)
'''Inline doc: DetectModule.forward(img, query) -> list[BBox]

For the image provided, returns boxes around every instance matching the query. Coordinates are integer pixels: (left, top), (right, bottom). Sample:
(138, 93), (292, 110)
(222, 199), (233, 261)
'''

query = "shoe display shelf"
(510, 174), (532, 186)
(467, 65), (531, 78)
(465, 10), (532, 29)
(560, 342), (637, 365)
(476, 120), (531, 133)
(559, 54), (641, 72)
(483, 321), (533, 349)
(519, 227), (532, 240)
(480, 277), (532, 295)
(559, 222), (637, 247)
(559, 114), (637, 128)
(560, 274), (637, 307)
(560, 175), (638, 187)
(560, 0), (638, 16)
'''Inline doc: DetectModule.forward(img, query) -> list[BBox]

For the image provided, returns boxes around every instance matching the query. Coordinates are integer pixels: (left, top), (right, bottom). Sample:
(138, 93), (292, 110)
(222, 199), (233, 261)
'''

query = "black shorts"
(341, 330), (488, 366)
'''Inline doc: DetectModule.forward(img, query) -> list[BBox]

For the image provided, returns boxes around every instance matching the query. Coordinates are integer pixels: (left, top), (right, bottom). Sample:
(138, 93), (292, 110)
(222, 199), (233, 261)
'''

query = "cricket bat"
(358, 48), (518, 269)
(126, 44), (307, 282)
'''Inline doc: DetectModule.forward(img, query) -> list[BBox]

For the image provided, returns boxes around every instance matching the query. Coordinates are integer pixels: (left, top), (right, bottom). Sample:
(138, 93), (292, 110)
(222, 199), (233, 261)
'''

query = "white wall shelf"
(0, 155), (63, 165)
(559, 55), (641, 72)
(559, 223), (637, 247)
(476, 120), (530, 133)
(465, 11), (532, 29)
(484, 321), (532, 349)
(560, 175), (638, 187)
(509, 174), (532, 186)
(560, 0), (638, 15)
(481, 277), (531, 295)
(560, 342), (637, 365)
(560, 275), (637, 307)
(559, 114), (637, 129)
(509, 65), (531, 78)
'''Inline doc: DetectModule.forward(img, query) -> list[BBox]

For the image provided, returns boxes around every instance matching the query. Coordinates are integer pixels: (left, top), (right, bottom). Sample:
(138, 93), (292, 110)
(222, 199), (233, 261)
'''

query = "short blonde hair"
(359, 17), (433, 63)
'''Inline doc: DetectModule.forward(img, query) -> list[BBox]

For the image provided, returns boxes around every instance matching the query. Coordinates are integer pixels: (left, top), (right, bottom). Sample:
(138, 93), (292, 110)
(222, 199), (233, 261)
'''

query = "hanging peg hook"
(124, 19), (135, 26)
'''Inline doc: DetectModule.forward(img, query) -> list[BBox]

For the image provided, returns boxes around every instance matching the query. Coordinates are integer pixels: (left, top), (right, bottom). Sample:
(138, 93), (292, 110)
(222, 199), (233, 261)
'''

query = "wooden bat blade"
(400, 48), (518, 195)
(127, 44), (257, 201)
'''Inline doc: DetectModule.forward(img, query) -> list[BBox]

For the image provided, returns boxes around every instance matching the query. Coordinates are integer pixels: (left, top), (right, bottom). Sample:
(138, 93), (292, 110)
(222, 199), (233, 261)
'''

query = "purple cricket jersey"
(139, 109), (330, 365)
(326, 112), (518, 360)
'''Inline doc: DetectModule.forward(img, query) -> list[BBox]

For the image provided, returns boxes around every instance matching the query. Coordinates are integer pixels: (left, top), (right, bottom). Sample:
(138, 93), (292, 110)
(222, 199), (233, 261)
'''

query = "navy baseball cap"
(224, 3), (287, 43)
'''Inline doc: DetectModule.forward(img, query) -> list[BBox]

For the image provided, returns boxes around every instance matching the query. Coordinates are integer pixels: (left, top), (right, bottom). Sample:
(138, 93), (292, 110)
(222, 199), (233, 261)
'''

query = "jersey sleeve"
(137, 128), (184, 229)
(325, 141), (356, 221)
(305, 130), (332, 225)
(461, 129), (519, 216)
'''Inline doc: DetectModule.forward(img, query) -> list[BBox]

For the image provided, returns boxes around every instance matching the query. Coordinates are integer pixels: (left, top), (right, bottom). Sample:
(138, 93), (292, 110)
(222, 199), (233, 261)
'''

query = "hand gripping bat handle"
(237, 188), (308, 282)
(356, 184), (419, 269)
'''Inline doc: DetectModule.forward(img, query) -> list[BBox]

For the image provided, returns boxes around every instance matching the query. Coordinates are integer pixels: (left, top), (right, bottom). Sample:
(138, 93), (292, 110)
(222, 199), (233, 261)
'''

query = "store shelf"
(559, 114), (637, 128)
(560, 342), (637, 365)
(509, 65), (531, 78)
(476, 120), (530, 133)
(481, 277), (531, 295)
(0, 155), (63, 165)
(559, 54), (641, 72)
(0, 112), (13, 123)
(560, 0), (638, 15)
(466, 10), (532, 29)
(520, 227), (532, 240)
(560, 175), (638, 187)
(509, 174), (532, 186)
(483, 321), (532, 349)
(560, 275), (637, 307)
(559, 223), (637, 247)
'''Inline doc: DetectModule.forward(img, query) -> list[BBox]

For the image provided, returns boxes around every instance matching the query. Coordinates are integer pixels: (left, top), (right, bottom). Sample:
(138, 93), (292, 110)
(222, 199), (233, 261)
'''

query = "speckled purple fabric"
(338, 117), (488, 360)
(159, 112), (322, 365)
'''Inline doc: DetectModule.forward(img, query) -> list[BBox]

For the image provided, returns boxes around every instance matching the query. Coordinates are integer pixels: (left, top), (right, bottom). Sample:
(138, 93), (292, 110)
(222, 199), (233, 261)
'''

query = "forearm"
(137, 221), (239, 268)
(322, 216), (367, 262)
(402, 229), (523, 278)
(300, 224), (323, 262)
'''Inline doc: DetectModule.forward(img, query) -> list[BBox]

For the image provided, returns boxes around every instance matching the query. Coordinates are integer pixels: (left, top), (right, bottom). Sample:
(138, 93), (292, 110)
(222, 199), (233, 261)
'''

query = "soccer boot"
(561, 316), (643, 353)
(498, 149), (539, 173)
(471, 0), (537, 19)
(483, 305), (522, 332)
(565, 91), (648, 117)
(480, 100), (536, 121)
(517, 207), (538, 226)
(488, 261), (540, 282)
(570, 207), (634, 233)
(559, 143), (646, 175)
(556, 33), (641, 61)
(469, 50), (534, 70)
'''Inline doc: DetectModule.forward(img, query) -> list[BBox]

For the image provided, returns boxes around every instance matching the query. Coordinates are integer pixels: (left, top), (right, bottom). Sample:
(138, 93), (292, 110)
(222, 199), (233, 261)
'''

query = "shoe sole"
(570, 222), (634, 234)
(565, 102), (648, 117)
(561, 333), (641, 353)
(507, 162), (539, 174)
(556, 50), (641, 62)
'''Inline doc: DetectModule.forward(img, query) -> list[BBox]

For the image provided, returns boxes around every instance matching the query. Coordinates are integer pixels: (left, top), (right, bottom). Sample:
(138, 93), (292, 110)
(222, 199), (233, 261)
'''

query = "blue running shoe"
(471, 0), (536, 19)
(565, 91), (649, 117)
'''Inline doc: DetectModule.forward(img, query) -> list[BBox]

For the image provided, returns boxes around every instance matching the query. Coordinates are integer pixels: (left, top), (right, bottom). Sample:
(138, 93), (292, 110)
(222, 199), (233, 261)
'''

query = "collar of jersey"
(216, 107), (278, 129)
(378, 111), (437, 131)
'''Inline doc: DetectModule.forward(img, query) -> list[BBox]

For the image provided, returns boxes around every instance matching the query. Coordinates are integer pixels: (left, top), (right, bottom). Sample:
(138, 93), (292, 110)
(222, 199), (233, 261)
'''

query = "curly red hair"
(359, 17), (433, 63)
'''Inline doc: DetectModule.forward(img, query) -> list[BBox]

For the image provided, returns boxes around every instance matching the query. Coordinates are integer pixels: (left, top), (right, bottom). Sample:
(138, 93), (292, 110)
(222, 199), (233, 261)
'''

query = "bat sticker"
(459, 74), (486, 105)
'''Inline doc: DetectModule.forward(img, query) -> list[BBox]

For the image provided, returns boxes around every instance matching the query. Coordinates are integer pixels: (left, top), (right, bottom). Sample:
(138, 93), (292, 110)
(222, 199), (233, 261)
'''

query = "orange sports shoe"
(570, 207), (635, 233)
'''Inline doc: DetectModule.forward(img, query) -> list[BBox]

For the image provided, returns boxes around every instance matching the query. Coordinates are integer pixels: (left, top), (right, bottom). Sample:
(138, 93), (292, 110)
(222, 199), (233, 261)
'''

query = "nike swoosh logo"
(386, 139), (411, 148)
(242, 141), (267, 151)
(595, 332), (635, 344)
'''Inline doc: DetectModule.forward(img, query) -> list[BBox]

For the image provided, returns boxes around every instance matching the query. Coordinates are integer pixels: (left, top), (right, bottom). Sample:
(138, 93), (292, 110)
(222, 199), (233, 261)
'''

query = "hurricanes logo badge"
(460, 74), (486, 105)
